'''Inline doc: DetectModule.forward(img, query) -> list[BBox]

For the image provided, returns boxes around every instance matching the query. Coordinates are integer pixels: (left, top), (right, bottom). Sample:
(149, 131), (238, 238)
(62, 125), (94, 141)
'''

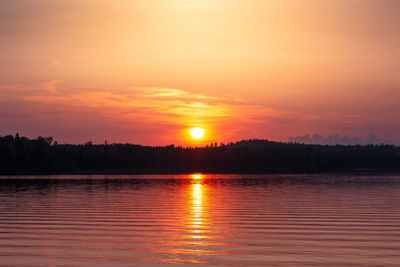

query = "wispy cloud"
(1, 82), (398, 145)
(51, 59), (62, 67)
(1, 83), (242, 143)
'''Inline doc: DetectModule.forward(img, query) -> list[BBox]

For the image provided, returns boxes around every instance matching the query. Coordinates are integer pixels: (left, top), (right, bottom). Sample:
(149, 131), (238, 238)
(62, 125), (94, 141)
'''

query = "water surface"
(0, 174), (400, 266)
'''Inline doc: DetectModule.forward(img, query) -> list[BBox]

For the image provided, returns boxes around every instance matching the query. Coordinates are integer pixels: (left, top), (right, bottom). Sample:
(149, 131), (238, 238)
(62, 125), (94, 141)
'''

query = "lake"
(0, 174), (400, 266)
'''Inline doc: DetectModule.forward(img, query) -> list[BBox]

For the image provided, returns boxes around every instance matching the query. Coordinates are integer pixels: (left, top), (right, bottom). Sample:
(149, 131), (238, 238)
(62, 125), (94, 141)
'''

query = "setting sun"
(190, 127), (205, 139)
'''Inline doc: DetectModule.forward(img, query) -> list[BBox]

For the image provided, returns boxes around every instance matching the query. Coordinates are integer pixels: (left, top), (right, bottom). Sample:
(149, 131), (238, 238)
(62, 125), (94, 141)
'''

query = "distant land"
(288, 134), (400, 146)
(0, 134), (399, 174)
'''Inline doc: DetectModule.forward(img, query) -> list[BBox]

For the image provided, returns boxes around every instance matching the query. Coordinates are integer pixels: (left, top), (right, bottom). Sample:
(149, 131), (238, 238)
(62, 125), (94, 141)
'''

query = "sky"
(1, 0), (399, 145)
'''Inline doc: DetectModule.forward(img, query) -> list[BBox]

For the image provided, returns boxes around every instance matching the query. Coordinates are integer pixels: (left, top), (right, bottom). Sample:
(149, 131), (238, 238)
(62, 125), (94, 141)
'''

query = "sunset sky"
(1, 0), (399, 145)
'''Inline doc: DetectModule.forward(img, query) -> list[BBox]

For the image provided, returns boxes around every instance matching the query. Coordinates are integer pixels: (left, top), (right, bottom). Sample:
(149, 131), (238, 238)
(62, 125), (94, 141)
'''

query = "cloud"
(1, 81), (399, 145)
(41, 80), (63, 94)
(51, 59), (62, 67)
(0, 84), (245, 144)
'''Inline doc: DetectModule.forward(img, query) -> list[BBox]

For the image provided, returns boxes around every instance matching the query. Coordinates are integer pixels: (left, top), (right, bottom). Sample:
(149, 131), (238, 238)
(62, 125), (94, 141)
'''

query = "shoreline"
(1, 168), (400, 176)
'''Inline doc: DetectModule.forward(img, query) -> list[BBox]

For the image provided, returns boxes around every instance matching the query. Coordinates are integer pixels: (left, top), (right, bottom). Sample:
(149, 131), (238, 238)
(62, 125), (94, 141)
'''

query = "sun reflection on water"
(192, 183), (203, 238)
(190, 174), (206, 241)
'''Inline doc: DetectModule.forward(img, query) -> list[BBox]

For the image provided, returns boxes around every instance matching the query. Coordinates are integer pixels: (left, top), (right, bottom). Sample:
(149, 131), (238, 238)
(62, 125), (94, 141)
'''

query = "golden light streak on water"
(191, 182), (204, 240)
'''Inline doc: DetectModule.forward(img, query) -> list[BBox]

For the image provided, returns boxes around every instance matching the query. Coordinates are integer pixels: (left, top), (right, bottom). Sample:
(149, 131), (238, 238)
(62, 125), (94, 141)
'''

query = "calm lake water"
(0, 174), (400, 266)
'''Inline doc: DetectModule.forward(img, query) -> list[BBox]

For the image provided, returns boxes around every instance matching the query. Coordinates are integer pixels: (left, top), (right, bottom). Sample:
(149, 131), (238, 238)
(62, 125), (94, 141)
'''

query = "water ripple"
(0, 174), (400, 266)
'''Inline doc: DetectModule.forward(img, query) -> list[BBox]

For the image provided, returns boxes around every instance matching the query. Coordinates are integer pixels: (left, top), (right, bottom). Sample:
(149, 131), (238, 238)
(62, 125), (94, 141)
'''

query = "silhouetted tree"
(0, 134), (399, 174)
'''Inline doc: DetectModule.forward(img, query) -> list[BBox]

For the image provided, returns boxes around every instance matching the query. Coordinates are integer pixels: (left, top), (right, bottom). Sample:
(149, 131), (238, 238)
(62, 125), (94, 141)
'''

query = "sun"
(190, 127), (205, 139)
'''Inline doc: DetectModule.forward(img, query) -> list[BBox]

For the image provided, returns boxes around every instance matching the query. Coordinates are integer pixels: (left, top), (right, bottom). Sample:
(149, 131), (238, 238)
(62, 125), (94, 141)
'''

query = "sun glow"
(192, 174), (202, 180)
(190, 127), (205, 139)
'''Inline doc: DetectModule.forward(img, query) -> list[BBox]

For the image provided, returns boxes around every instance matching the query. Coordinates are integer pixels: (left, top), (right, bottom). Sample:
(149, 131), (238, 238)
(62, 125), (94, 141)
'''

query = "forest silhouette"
(0, 134), (399, 174)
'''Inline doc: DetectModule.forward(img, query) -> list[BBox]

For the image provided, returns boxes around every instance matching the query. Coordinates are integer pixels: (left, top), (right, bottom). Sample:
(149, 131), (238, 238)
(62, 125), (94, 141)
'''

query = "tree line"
(0, 134), (399, 174)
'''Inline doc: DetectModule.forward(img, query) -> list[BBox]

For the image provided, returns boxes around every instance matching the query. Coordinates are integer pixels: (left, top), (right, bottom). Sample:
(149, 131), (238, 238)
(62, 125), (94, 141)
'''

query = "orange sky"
(1, 0), (399, 145)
